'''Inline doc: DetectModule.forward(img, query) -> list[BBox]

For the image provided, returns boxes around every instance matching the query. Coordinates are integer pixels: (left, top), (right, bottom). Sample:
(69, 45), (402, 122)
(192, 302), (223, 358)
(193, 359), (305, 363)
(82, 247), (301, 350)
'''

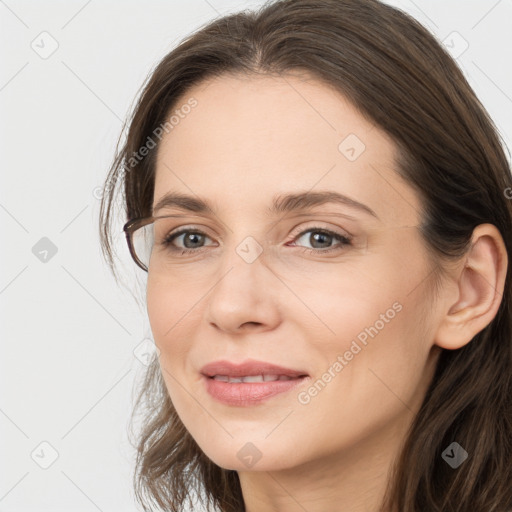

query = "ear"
(434, 223), (508, 350)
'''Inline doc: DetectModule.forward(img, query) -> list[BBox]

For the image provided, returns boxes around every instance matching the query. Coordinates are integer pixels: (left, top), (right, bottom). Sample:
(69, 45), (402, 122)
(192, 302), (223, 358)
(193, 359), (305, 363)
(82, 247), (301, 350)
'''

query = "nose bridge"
(205, 231), (280, 331)
(215, 213), (273, 270)
(211, 233), (269, 301)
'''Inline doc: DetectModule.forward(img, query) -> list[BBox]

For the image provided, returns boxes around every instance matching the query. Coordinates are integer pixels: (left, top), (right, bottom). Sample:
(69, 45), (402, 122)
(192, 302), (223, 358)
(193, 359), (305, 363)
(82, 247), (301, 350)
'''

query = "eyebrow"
(152, 190), (378, 218)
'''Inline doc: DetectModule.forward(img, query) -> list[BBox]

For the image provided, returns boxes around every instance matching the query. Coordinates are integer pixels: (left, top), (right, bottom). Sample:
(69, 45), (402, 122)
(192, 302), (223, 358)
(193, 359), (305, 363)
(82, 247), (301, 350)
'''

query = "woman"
(99, 0), (512, 510)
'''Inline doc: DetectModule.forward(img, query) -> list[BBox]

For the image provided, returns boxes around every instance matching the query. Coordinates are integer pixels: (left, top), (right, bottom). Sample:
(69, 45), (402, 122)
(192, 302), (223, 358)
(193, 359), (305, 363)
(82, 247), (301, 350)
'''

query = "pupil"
(185, 233), (202, 248)
(312, 232), (331, 248)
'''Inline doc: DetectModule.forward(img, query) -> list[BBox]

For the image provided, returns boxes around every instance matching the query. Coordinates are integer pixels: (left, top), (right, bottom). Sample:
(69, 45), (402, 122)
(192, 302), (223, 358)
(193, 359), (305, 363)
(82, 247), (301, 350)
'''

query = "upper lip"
(200, 359), (309, 378)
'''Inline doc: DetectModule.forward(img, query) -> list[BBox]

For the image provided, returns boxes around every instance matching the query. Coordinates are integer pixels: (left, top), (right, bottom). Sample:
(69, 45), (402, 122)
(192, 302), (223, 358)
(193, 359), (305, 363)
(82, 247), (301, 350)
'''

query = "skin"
(146, 72), (507, 512)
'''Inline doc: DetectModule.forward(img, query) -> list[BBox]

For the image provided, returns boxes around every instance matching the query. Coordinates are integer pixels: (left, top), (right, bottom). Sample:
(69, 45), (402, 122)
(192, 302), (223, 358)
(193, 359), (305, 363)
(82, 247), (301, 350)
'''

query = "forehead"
(152, 72), (420, 226)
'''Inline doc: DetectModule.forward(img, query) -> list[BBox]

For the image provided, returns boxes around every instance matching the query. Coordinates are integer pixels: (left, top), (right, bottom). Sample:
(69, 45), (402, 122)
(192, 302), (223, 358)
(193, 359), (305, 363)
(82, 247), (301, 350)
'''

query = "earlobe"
(434, 223), (508, 350)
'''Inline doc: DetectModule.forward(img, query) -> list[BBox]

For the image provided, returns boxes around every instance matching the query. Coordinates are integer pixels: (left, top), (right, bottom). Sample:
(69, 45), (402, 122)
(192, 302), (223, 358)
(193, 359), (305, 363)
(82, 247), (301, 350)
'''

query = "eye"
(163, 228), (215, 254)
(161, 225), (352, 256)
(288, 226), (352, 254)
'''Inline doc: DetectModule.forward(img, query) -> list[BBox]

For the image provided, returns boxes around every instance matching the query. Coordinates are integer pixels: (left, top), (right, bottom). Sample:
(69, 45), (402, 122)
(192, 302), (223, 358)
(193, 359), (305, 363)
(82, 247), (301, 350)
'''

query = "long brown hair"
(99, 0), (512, 510)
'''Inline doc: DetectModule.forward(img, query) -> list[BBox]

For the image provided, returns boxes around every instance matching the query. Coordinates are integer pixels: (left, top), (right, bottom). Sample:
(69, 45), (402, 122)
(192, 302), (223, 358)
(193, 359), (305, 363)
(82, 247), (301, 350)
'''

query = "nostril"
(241, 321), (262, 328)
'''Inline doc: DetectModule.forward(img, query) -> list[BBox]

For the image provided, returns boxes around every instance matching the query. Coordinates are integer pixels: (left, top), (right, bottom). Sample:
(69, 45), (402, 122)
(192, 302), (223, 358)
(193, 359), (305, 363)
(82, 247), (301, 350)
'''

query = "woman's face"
(147, 72), (442, 472)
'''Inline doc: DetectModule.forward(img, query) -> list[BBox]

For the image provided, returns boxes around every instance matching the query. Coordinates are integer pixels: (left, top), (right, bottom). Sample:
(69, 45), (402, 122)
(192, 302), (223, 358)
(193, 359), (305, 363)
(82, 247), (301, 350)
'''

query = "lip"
(200, 359), (309, 379)
(200, 359), (310, 407)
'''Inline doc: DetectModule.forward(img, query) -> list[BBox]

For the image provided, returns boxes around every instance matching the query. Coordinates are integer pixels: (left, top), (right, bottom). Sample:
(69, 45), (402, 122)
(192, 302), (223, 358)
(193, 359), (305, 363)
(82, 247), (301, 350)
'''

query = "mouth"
(207, 374), (307, 383)
(200, 359), (309, 379)
(200, 359), (310, 406)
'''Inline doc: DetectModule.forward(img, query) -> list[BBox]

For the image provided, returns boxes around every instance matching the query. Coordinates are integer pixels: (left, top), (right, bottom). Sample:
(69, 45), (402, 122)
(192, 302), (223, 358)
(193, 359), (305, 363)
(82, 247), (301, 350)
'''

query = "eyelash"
(162, 226), (352, 256)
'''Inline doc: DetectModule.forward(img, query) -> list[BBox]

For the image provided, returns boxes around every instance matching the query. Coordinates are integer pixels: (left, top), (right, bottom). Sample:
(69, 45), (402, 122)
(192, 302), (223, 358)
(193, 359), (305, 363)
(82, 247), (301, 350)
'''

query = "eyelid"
(165, 220), (352, 240)
(166, 225), (216, 241)
(287, 221), (352, 241)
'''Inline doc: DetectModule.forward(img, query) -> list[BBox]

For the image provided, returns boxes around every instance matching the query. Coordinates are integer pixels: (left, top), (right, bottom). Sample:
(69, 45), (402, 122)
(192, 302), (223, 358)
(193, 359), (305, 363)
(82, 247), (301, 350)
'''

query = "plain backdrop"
(1, 1), (511, 511)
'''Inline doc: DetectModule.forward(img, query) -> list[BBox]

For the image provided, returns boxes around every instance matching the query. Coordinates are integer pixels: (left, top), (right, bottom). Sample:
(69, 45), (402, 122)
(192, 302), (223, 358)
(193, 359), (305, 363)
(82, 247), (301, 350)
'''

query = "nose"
(205, 252), (282, 334)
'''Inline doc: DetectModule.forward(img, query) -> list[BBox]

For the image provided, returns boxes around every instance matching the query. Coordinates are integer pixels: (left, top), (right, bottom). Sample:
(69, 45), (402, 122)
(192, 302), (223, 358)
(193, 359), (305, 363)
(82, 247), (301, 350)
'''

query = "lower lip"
(203, 375), (308, 406)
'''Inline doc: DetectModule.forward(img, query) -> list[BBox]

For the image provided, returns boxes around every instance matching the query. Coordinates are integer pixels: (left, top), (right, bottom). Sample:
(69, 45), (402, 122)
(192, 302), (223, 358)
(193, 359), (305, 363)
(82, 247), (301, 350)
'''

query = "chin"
(197, 439), (305, 472)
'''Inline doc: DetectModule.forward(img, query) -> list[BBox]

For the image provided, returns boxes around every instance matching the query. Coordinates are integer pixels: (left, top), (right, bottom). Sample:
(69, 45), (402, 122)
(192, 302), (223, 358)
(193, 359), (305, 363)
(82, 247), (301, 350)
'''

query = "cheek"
(146, 277), (170, 346)
(294, 259), (404, 354)
(297, 248), (433, 410)
(146, 277), (199, 415)
(146, 275), (198, 364)
(292, 302), (431, 463)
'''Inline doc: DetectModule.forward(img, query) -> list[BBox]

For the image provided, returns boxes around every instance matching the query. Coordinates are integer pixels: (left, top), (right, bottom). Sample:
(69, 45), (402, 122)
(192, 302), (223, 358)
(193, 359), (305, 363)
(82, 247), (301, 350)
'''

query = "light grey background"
(1, 1), (511, 511)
